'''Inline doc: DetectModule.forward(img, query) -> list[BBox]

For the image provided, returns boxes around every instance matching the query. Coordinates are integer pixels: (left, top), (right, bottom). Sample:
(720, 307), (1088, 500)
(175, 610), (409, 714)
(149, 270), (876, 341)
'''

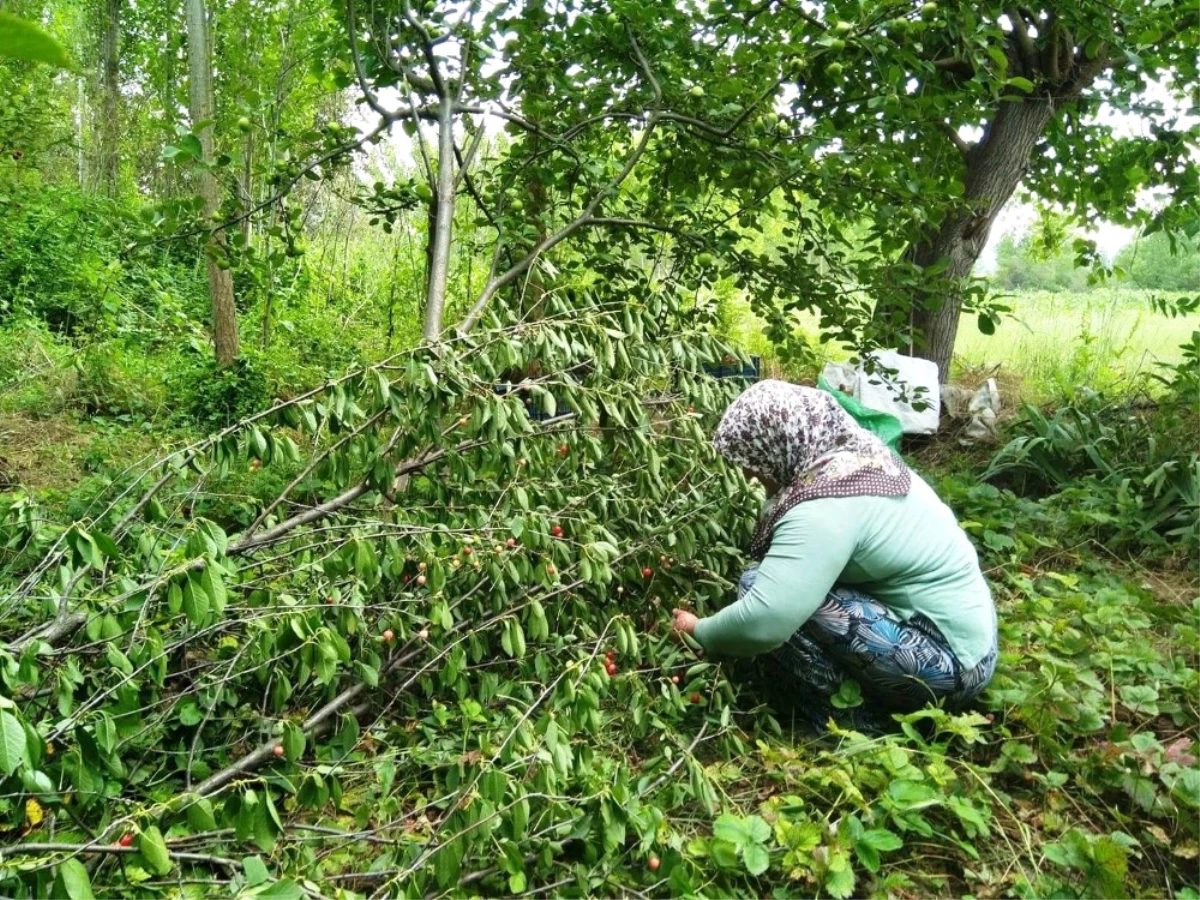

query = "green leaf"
(825, 854), (856, 899)
(712, 813), (748, 845)
(0, 13), (73, 68)
(888, 779), (938, 807)
(1171, 767), (1200, 809)
(242, 856), (271, 887)
(139, 825), (172, 876)
(977, 313), (996, 335)
(830, 679), (863, 709)
(745, 815), (771, 844)
(0, 711), (29, 775)
(281, 722), (305, 761)
(187, 798), (217, 832)
(1118, 684), (1159, 715)
(742, 842), (770, 875)
(854, 840), (881, 872)
(55, 858), (95, 900)
(1006, 76), (1035, 92)
(252, 880), (306, 900)
(710, 839), (740, 869)
(861, 828), (903, 851)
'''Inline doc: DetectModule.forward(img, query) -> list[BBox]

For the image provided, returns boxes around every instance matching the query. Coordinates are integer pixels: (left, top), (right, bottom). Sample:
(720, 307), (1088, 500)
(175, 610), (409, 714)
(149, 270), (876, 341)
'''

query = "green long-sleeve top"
(693, 473), (996, 669)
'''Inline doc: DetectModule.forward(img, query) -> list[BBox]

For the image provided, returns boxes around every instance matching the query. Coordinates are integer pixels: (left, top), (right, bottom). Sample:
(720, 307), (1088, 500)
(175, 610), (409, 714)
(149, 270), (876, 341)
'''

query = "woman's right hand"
(671, 608), (699, 637)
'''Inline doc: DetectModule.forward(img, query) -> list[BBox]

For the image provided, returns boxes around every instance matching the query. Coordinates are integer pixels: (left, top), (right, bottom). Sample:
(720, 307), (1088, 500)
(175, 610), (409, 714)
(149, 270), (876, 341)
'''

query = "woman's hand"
(671, 608), (699, 637)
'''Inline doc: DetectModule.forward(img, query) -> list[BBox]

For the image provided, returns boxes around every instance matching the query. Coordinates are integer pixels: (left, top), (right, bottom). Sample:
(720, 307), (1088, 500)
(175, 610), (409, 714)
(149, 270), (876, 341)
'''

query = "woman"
(671, 380), (998, 727)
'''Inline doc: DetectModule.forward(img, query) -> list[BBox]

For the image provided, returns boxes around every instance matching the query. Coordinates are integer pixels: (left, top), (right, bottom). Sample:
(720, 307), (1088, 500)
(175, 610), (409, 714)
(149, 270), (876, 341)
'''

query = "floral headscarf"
(713, 380), (910, 560)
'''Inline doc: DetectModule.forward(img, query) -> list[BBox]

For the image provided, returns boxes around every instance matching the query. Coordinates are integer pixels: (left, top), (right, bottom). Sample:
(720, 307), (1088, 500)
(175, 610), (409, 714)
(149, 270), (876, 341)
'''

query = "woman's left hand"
(671, 608), (699, 637)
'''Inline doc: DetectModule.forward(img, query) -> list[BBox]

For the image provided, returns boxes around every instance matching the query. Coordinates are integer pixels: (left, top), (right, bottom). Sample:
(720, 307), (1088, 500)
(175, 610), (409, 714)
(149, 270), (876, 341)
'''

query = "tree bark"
(890, 98), (1055, 382)
(98, 0), (121, 195)
(185, 0), (240, 367)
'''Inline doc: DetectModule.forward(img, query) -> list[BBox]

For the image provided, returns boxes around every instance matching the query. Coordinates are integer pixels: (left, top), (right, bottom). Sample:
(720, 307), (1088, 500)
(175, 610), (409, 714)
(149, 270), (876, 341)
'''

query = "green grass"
(720, 288), (1194, 401)
(955, 289), (1194, 399)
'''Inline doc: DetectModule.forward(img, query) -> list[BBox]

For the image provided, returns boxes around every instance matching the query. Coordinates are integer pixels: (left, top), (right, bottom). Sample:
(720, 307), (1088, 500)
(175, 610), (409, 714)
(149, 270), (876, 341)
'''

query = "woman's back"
(825, 473), (995, 669)
(696, 473), (996, 669)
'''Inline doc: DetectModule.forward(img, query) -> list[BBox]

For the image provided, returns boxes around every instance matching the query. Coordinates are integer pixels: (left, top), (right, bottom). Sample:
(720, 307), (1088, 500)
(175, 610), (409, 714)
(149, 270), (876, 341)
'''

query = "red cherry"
(118, 833), (134, 847)
(463, 546), (473, 556)
(605, 662), (618, 676)
(416, 574), (427, 586)
(986, 713), (995, 723)
(417, 628), (430, 640)
(687, 406), (696, 413)
(547, 564), (557, 575)
(507, 538), (517, 548)
(325, 596), (335, 604)
(648, 855), (661, 871)
(605, 649), (616, 660)
(642, 567), (653, 578)
(690, 693), (701, 704)
(383, 629), (395, 641)
(671, 675), (680, 685)
(551, 524), (563, 537)
(273, 745), (285, 757)
(458, 416), (469, 427)
(558, 444), (569, 455)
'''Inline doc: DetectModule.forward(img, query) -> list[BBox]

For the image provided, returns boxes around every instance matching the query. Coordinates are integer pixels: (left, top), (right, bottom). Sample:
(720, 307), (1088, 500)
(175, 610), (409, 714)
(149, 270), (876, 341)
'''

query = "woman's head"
(713, 379), (911, 559)
(713, 380), (860, 491)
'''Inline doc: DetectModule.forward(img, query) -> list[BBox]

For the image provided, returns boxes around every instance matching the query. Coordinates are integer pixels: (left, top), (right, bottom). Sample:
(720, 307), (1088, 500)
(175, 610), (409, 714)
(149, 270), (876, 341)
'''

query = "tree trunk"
(885, 98), (1054, 382)
(98, 0), (121, 195)
(422, 102), (457, 342)
(185, 0), (240, 367)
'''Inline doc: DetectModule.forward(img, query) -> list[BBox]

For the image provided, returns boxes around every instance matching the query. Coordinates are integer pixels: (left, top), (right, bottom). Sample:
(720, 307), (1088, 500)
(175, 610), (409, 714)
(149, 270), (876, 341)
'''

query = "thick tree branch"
(401, 0), (449, 100)
(346, 0), (397, 123)
(627, 30), (661, 104)
(932, 57), (976, 78)
(1005, 7), (1039, 76)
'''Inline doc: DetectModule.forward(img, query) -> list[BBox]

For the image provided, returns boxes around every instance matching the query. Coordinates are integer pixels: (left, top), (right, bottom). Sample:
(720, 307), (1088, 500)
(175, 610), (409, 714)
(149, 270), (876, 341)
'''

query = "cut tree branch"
(4, 843), (238, 871)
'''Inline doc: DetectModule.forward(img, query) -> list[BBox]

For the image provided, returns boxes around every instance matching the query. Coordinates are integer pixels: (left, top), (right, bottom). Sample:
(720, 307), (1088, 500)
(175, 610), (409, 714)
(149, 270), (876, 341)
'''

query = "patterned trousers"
(739, 566), (997, 730)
